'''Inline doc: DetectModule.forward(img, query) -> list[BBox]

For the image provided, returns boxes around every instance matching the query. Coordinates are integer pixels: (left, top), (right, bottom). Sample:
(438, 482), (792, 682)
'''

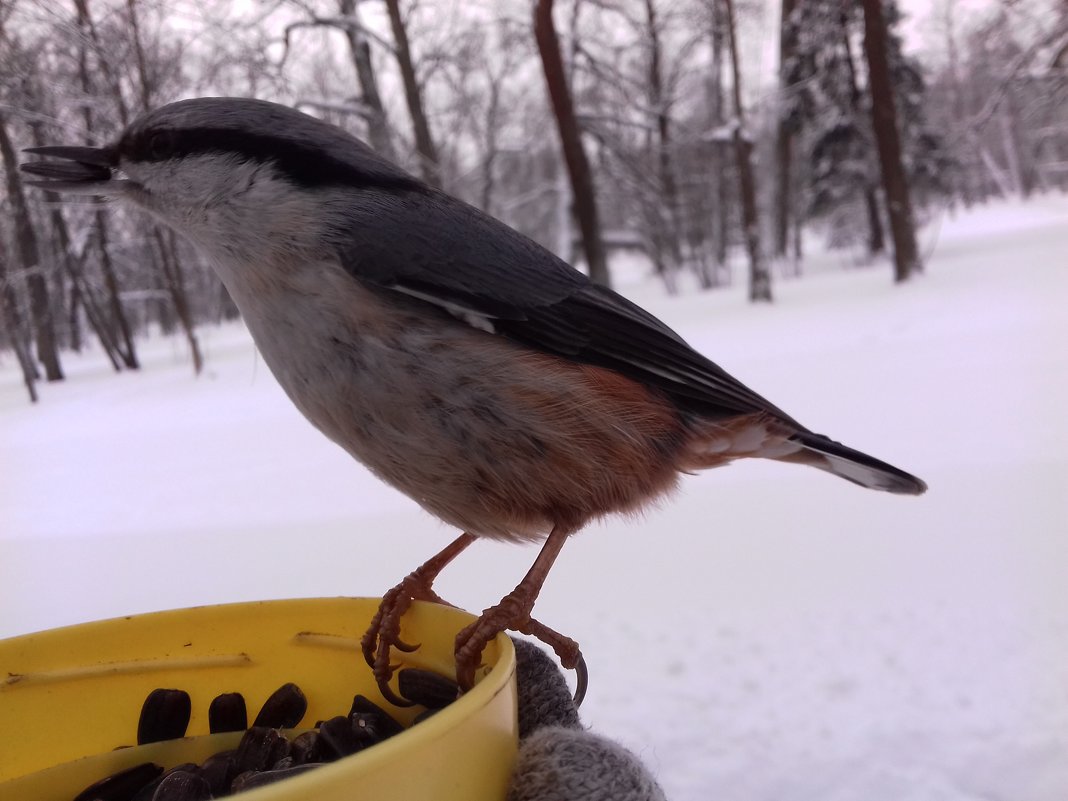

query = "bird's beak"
(20, 145), (119, 194)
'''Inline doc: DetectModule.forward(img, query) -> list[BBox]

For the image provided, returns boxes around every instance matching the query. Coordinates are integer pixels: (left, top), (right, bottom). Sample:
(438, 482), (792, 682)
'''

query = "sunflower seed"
(252, 683), (307, 729)
(72, 761), (163, 801)
(397, 669), (459, 709)
(137, 689), (191, 745)
(208, 693), (247, 733)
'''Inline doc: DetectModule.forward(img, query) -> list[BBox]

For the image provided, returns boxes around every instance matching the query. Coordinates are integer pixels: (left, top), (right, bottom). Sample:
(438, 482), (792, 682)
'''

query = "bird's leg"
(362, 532), (477, 705)
(454, 524), (582, 691)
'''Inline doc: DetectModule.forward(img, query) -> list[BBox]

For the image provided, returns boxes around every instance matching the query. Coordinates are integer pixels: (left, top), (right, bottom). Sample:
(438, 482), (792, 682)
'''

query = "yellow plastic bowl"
(0, 598), (517, 800)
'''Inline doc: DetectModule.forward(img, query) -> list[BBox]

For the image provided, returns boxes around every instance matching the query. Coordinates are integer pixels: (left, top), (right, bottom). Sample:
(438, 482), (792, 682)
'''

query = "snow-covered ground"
(2, 196), (1067, 800)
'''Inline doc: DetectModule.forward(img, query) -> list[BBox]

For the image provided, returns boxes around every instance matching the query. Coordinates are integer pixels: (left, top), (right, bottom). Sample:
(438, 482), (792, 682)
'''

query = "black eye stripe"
(145, 130), (174, 160)
(120, 127), (423, 192)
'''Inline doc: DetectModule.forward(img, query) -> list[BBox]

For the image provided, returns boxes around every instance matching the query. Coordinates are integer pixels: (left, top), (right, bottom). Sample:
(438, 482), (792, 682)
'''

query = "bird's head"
(21, 97), (422, 269)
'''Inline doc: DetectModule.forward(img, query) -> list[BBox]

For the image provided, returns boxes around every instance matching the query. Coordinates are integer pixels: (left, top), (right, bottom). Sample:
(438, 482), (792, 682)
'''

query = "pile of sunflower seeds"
(71, 669), (459, 800)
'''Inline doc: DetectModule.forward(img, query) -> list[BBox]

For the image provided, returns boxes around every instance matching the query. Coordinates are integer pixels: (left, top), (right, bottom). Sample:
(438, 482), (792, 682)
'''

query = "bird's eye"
(145, 130), (174, 160)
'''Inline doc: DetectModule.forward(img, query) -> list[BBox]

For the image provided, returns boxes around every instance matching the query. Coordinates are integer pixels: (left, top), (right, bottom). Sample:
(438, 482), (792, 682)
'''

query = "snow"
(2, 195), (1067, 799)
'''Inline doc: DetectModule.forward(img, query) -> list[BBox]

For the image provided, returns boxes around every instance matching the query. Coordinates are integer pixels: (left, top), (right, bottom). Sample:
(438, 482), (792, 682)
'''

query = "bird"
(22, 97), (926, 702)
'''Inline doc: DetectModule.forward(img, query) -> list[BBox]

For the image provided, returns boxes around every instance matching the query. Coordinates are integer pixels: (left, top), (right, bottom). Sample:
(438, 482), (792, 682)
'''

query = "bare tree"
(8, 0), (1049, 405)
(0, 111), (64, 380)
(723, 0), (771, 302)
(73, 0), (140, 370)
(861, 0), (921, 282)
(704, 0), (730, 283)
(339, 0), (397, 161)
(383, 0), (441, 187)
(840, 7), (886, 257)
(773, 0), (798, 262)
(431, 18), (527, 215)
(533, 0), (609, 286)
(282, 1), (399, 160)
(25, 114), (125, 371)
(642, 0), (683, 292)
(126, 0), (204, 372)
(0, 241), (39, 402)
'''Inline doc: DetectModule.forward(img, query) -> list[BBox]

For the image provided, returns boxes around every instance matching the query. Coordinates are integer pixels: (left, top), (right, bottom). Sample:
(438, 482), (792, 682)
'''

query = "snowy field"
(2, 196), (1067, 800)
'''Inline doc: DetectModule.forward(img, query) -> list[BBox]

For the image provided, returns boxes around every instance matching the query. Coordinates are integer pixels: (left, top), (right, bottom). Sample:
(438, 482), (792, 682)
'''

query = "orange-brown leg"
(454, 525), (583, 692)
(362, 532), (478, 705)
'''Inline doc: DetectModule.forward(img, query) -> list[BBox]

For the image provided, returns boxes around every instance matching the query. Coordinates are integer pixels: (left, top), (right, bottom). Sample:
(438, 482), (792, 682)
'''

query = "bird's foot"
(362, 572), (453, 707)
(524, 617), (588, 707)
(361, 533), (477, 706)
(454, 594), (585, 703)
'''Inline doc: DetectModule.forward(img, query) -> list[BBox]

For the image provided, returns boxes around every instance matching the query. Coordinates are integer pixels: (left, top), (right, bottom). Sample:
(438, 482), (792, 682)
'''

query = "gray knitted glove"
(508, 639), (667, 801)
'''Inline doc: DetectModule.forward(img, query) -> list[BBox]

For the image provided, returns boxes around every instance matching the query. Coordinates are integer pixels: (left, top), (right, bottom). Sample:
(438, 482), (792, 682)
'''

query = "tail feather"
(790, 431), (927, 495)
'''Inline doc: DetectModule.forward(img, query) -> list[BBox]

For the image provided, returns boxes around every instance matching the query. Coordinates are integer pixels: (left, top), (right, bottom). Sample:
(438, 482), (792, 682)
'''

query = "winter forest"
(3, 3), (1068, 798)
(1, 0), (1065, 400)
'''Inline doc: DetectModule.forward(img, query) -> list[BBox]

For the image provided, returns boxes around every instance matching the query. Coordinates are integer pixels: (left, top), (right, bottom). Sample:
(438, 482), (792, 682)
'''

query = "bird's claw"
(523, 616), (587, 706)
(454, 601), (586, 705)
(362, 575), (451, 705)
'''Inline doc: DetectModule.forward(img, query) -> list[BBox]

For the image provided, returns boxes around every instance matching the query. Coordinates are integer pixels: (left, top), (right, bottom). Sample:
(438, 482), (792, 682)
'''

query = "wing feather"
(333, 188), (803, 426)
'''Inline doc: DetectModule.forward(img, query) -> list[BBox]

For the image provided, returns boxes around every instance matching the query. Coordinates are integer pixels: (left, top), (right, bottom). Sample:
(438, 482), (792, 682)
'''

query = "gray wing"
(333, 187), (803, 425)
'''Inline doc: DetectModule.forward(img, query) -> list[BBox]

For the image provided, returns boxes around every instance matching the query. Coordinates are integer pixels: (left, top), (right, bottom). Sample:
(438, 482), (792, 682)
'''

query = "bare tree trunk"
(46, 208), (124, 372)
(0, 246), (39, 402)
(127, 0), (203, 373)
(773, 0), (797, 261)
(861, 0), (922, 282)
(73, 0), (130, 126)
(791, 189), (803, 266)
(479, 79), (503, 213)
(27, 118), (125, 370)
(67, 277), (82, 352)
(708, 0), (729, 278)
(74, 0), (139, 368)
(534, 0), (610, 287)
(841, 11), (885, 257)
(644, 0), (683, 289)
(383, 0), (440, 187)
(0, 113), (64, 379)
(339, 0), (397, 161)
(863, 190), (885, 255)
(154, 230), (204, 374)
(940, 0), (974, 207)
(723, 0), (771, 302)
(94, 215), (140, 368)
(998, 98), (1028, 197)
(125, 0), (153, 111)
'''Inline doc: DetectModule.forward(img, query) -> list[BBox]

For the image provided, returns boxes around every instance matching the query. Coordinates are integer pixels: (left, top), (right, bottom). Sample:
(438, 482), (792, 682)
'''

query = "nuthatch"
(23, 97), (926, 700)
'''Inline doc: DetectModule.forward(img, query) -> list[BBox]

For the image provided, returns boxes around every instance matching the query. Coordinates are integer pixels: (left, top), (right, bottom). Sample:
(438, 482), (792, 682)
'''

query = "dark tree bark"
(383, 0), (440, 187)
(0, 245), (39, 402)
(73, 0), (130, 127)
(479, 77), (503, 214)
(125, 0), (154, 111)
(128, 0), (204, 373)
(0, 112), (64, 380)
(863, 188), (885, 254)
(707, 0), (729, 278)
(861, 0), (922, 282)
(51, 213), (123, 371)
(840, 11), (886, 256)
(339, 0), (397, 161)
(74, 0), (139, 369)
(30, 130), (124, 371)
(644, 0), (683, 291)
(66, 276), (82, 353)
(534, 0), (610, 287)
(723, 0), (772, 302)
(773, 0), (797, 261)
(154, 230), (204, 374)
(96, 217), (140, 368)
